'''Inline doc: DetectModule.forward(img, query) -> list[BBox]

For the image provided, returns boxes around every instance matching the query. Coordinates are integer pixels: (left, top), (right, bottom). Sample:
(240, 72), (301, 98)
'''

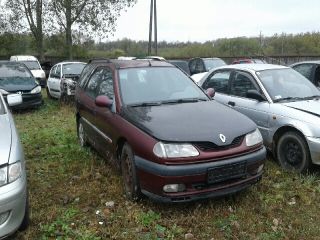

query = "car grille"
(207, 161), (247, 184)
(193, 136), (244, 151)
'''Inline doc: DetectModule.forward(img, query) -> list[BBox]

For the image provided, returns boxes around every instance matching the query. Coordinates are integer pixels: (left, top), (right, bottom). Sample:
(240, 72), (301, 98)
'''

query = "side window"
(79, 64), (94, 88)
(231, 72), (258, 98)
(84, 67), (114, 99)
(56, 65), (61, 78)
(49, 66), (57, 78)
(202, 70), (231, 94)
(314, 66), (320, 87)
(293, 64), (313, 80)
(189, 60), (196, 75)
(195, 60), (205, 73)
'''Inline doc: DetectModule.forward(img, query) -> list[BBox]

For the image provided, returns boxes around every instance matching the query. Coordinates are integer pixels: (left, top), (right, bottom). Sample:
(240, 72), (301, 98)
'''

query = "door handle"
(228, 101), (235, 107)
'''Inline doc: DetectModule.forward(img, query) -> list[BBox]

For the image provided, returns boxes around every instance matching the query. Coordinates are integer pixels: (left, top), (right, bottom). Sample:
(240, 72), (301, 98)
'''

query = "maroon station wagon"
(75, 59), (266, 202)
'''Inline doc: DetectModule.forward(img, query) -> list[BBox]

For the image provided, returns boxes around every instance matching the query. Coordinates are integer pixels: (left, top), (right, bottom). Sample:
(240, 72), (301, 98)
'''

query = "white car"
(10, 55), (46, 88)
(191, 72), (208, 85)
(47, 61), (86, 100)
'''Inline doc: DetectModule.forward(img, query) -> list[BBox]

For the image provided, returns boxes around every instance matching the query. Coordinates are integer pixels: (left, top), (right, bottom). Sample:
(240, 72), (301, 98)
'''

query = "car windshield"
(119, 67), (208, 105)
(0, 64), (35, 86)
(20, 61), (41, 70)
(204, 59), (226, 71)
(257, 68), (320, 102)
(62, 63), (86, 75)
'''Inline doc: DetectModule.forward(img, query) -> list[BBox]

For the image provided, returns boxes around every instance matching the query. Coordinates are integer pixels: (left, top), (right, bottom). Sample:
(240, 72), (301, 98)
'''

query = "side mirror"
(206, 88), (215, 98)
(7, 94), (23, 107)
(246, 90), (266, 101)
(95, 95), (113, 108)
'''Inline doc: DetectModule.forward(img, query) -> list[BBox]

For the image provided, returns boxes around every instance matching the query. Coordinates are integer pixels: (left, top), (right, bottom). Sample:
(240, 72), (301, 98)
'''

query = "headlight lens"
(0, 162), (22, 187)
(153, 142), (199, 158)
(31, 85), (41, 94)
(0, 89), (9, 95)
(245, 128), (263, 147)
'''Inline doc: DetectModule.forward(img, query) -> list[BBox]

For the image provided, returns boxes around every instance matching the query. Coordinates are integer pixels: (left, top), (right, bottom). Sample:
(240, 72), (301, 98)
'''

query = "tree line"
(1, 1), (320, 61)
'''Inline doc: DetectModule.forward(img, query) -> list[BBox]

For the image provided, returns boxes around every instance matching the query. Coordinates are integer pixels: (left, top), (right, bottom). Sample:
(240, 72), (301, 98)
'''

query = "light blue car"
(200, 64), (320, 173)
(0, 93), (29, 238)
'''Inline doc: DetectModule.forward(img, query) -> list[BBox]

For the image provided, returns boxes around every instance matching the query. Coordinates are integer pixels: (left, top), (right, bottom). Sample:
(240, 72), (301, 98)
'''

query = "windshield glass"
(204, 59), (226, 71)
(0, 64), (35, 86)
(62, 63), (86, 75)
(20, 61), (41, 70)
(119, 67), (208, 105)
(257, 68), (320, 101)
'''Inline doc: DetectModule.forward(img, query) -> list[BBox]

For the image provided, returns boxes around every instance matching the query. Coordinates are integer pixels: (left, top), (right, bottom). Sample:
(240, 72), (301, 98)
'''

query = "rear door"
(48, 64), (62, 97)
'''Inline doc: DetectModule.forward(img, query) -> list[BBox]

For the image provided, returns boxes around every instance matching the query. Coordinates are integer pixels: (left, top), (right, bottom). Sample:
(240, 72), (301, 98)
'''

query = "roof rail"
(88, 58), (111, 63)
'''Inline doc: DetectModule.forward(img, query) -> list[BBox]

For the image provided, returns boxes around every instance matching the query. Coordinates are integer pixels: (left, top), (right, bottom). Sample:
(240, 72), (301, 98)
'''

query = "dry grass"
(10, 91), (320, 239)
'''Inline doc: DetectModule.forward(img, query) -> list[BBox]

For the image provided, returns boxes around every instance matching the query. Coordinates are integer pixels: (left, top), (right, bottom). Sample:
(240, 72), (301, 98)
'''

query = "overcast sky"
(110, 0), (320, 42)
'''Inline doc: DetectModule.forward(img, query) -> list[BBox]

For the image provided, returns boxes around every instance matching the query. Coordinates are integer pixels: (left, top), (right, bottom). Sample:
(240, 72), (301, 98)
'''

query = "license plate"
(207, 161), (247, 184)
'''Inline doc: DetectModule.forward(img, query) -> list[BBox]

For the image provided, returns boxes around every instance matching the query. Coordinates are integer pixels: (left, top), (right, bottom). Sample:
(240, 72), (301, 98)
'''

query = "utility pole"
(148, 0), (158, 55)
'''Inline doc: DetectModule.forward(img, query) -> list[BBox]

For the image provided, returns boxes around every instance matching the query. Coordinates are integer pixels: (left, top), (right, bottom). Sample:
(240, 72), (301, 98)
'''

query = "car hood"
(121, 101), (256, 146)
(0, 115), (11, 165)
(0, 77), (37, 92)
(282, 99), (320, 118)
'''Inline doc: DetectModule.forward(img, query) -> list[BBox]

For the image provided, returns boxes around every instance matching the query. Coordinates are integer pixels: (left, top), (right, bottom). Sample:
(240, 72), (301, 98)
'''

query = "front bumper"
(0, 176), (27, 238)
(135, 147), (266, 203)
(307, 137), (320, 165)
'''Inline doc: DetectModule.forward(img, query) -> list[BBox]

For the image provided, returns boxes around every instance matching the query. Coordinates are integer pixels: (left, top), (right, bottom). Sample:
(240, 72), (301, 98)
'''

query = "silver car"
(200, 64), (320, 173)
(0, 93), (29, 238)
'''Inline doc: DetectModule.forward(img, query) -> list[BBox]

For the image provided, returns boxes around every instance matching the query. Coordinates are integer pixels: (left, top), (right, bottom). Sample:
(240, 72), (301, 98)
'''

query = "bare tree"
(49, 0), (136, 59)
(6, 0), (47, 60)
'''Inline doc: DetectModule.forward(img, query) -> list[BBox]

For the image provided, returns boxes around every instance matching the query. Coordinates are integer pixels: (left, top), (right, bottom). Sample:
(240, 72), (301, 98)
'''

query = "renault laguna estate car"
(0, 93), (29, 238)
(75, 59), (266, 202)
(200, 64), (320, 173)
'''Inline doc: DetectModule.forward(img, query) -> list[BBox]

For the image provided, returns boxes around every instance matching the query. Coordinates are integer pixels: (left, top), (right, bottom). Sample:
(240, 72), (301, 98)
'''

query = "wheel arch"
(272, 125), (308, 156)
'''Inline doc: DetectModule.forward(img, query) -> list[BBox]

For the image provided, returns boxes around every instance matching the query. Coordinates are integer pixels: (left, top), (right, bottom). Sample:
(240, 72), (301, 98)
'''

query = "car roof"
(89, 59), (174, 69)
(0, 60), (26, 66)
(215, 63), (288, 72)
(290, 60), (320, 66)
(56, 61), (86, 65)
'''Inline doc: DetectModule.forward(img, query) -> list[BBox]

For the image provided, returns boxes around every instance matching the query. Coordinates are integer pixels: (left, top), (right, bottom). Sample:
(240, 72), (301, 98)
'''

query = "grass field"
(10, 92), (320, 239)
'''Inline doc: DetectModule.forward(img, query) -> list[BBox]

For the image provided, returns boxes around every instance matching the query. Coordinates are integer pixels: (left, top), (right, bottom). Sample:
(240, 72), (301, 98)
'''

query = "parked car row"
(2, 55), (320, 238)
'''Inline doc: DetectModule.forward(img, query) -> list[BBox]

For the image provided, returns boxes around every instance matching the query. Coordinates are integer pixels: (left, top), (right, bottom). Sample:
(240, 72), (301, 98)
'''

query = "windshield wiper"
(273, 97), (303, 103)
(161, 97), (207, 104)
(128, 101), (162, 107)
(300, 95), (320, 100)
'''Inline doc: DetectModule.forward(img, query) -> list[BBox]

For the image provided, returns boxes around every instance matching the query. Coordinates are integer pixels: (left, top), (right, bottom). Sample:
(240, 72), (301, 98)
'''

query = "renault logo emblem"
(219, 134), (226, 143)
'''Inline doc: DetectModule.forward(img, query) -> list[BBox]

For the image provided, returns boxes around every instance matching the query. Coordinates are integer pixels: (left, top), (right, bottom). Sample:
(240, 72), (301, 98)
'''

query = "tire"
(19, 194), (30, 231)
(46, 87), (52, 99)
(77, 119), (88, 147)
(276, 131), (311, 173)
(121, 143), (141, 201)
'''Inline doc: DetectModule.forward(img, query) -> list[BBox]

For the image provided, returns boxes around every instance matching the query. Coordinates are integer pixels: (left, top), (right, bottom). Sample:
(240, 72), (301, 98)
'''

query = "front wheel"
(276, 131), (311, 173)
(121, 143), (141, 201)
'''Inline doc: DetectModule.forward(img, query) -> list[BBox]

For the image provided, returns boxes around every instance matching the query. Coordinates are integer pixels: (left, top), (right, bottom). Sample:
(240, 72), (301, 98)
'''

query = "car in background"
(189, 57), (226, 75)
(47, 61), (86, 100)
(290, 61), (320, 88)
(10, 55), (46, 88)
(0, 61), (43, 109)
(0, 92), (29, 238)
(167, 60), (191, 75)
(232, 58), (266, 64)
(200, 64), (320, 173)
(75, 59), (266, 202)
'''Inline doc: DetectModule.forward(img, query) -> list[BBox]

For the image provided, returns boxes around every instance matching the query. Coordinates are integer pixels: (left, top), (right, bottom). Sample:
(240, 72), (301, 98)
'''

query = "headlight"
(245, 129), (263, 147)
(31, 85), (41, 94)
(153, 142), (199, 158)
(0, 89), (9, 95)
(0, 162), (22, 187)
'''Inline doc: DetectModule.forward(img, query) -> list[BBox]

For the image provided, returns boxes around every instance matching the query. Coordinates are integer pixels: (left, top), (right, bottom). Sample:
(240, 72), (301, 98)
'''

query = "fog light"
(163, 184), (186, 193)
(257, 164), (264, 173)
(0, 211), (10, 225)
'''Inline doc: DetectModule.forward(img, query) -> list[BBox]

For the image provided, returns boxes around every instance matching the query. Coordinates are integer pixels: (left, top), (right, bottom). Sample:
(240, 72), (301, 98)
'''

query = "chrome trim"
(81, 117), (112, 144)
